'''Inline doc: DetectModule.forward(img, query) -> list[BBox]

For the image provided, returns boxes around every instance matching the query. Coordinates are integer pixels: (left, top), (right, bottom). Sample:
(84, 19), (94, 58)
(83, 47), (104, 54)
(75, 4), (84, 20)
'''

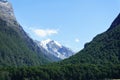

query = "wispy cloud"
(75, 38), (80, 43)
(33, 28), (58, 37)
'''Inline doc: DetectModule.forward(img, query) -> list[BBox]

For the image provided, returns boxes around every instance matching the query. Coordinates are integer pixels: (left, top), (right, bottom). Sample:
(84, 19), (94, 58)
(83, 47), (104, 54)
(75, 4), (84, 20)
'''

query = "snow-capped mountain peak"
(40, 39), (62, 50)
(40, 39), (52, 50)
(41, 39), (51, 44)
(54, 41), (62, 48)
(36, 39), (74, 59)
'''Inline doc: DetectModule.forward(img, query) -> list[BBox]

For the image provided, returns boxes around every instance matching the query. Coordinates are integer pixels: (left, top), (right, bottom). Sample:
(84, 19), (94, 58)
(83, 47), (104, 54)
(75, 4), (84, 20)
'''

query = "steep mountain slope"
(0, 0), (120, 79)
(36, 39), (74, 60)
(2, 13), (120, 80)
(61, 13), (120, 65)
(35, 40), (61, 62)
(0, 0), (53, 67)
(108, 13), (120, 31)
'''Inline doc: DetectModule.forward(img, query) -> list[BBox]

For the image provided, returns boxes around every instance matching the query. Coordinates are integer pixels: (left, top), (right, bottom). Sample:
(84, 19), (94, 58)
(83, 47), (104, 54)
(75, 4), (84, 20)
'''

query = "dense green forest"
(0, 14), (120, 80)
(61, 24), (120, 65)
(0, 0), (120, 79)
(0, 18), (53, 67)
(0, 64), (120, 80)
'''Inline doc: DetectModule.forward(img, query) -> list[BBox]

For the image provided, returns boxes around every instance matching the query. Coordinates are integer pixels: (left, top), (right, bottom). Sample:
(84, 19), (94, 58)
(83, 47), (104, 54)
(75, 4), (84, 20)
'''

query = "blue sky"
(8, 0), (120, 52)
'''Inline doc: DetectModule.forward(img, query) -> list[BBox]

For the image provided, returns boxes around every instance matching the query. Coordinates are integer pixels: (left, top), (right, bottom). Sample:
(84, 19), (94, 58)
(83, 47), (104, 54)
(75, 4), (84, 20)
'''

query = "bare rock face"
(0, 0), (17, 26)
(0, 0), (7, 2)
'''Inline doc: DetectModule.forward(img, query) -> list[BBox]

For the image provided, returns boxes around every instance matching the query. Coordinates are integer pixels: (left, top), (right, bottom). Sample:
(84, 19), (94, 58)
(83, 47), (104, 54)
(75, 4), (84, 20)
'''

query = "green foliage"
(61, 24), (120, 65)
(1, 11), (120, 80)
(0, 19), (51, 67)
(0, 64), (120, 80)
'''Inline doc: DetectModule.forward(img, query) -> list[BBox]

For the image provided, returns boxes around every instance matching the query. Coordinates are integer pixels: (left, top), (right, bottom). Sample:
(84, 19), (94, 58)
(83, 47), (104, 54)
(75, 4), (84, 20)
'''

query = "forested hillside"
(0, 0), (54, 67)
(0, 0), (120, 80)
(1, 14), (120, 80)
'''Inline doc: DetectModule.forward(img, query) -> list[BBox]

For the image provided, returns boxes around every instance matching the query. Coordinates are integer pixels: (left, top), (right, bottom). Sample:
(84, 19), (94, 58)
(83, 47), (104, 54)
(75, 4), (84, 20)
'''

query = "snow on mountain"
(40, 39), (51, 50)
(36, 39), (74, 59)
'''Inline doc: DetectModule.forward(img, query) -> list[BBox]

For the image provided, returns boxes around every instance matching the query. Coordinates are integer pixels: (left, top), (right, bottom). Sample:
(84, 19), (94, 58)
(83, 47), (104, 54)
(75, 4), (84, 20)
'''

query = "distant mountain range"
(35, 39), (74, 60)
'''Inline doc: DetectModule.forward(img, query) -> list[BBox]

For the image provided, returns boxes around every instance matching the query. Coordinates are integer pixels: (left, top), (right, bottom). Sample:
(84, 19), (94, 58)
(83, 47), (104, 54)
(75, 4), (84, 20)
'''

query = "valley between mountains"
(0, 0), (120, 80)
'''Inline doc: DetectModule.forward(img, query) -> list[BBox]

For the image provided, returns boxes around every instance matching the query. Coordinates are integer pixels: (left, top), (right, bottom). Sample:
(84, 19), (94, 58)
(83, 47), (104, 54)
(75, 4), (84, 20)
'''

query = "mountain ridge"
(0, 0), (55, 67)
(108, 13), (120, 31)
(1, 13), (120, 80)
(0, 0), (120, 79)
(36, 39), (74, 60)
(61, 13), (120, 65)
(0, 0), (17, 25)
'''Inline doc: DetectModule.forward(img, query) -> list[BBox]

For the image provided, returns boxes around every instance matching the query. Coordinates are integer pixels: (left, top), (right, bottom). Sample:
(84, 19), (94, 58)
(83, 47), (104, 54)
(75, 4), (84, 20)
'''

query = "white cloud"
(33, 29), (58, 37)
(75, 38), (80, 43)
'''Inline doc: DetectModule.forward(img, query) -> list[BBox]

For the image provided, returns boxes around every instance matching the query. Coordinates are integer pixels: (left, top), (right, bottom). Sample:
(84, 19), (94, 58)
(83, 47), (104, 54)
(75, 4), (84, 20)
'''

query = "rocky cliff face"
(0, 0), (17, 26)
